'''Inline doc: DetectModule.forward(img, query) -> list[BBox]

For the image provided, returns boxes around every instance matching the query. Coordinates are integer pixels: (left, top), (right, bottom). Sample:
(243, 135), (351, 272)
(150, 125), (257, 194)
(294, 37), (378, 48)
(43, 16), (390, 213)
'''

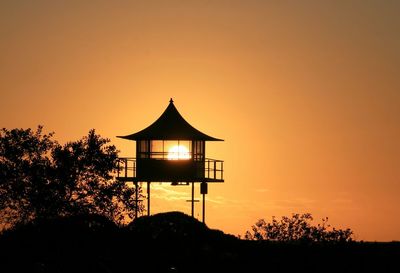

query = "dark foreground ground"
(0, 212), (399, 273)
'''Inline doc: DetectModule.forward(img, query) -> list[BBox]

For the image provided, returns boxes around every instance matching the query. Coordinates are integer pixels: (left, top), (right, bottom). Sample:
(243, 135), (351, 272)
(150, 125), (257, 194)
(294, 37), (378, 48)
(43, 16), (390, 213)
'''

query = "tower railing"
(117, 157), (136, 180)
(205, 158), (224, 181)
(116, 157), (223, 182)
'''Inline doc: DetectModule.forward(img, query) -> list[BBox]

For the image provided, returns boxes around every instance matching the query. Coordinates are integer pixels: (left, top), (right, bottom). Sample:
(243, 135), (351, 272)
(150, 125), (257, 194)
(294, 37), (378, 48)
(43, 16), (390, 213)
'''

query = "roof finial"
(169, 98), (174, 103)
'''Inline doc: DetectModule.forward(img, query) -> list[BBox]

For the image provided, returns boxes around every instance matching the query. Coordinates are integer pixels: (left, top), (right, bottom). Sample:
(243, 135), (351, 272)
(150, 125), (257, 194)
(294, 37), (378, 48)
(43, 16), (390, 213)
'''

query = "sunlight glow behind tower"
(167, 145), (191, 160)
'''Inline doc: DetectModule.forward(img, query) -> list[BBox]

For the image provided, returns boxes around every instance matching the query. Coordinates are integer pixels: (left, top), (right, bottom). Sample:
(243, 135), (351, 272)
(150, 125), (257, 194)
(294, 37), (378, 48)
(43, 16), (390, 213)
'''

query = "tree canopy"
(245, 213), (353, 243)
(0, 126), (142, 230)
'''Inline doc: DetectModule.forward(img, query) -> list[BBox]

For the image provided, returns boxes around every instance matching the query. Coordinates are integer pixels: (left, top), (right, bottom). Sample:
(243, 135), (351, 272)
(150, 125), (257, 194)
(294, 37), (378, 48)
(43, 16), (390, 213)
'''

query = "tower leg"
(147, 182), (151, 216)
(191, 182), (194, 217)
(135, 182), (138, 219)
(200, 182), (208, 223)
(202, 193), (205, 223)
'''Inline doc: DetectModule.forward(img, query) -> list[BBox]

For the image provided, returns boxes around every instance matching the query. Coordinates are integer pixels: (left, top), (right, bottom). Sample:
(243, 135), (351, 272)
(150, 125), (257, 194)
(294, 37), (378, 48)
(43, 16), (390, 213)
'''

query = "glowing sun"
(167, 145), (191, 160)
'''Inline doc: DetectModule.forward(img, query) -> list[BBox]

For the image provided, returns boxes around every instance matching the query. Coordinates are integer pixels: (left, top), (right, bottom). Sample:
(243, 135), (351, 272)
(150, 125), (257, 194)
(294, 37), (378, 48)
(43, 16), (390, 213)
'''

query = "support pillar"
(186, 183), (199, 218)
(202, 193), (205, 223)
(200, 182), (208, 223)
(134, 182), (138, 219)
(191, 182), (194, 217)
(147, 182), (151, 216)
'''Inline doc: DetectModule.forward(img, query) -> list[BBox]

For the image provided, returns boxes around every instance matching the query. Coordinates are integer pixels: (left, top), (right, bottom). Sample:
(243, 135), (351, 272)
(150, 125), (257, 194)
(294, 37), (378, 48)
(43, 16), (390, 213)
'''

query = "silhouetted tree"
(245, 213), (353, 243)
(0, 126), (142, 229)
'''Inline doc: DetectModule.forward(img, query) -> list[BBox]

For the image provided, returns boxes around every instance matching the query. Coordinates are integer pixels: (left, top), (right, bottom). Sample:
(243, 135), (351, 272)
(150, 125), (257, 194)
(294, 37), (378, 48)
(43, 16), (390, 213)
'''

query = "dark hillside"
(0, 212), (399, 273)
(127, 211), (234, 241)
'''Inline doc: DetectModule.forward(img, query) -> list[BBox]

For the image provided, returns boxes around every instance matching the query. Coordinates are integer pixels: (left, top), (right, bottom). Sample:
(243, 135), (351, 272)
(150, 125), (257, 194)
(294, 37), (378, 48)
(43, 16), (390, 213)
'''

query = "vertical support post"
(124, 158), (128, 178)
(200, 182), (208, 223)
(207, 160), (210, 178)
(191, 182), (194, 217)
(221, 161), (223, 180)
(213, 160), (216, 180)
(202, 193), (205, 223)
(134, 182), (138, 219)
(147, 182), (151, 216)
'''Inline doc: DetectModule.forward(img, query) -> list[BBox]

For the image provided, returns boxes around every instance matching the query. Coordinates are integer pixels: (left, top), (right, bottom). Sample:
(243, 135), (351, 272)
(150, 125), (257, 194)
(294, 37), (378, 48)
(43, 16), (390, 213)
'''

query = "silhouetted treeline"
(0, 212), (399, 273)
(0, 126), (142, 230)
(245, 213), (353, 243)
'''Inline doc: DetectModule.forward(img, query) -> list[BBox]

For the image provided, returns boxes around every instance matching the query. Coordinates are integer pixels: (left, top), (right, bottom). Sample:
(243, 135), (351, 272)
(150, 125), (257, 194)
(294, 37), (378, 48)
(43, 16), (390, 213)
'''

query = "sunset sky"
(1, 1), (399, 241)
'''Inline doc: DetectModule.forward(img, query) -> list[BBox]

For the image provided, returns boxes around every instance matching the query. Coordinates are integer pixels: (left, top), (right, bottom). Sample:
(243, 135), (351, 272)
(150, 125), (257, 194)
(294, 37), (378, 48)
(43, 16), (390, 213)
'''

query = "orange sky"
(1, 1), (399, 241)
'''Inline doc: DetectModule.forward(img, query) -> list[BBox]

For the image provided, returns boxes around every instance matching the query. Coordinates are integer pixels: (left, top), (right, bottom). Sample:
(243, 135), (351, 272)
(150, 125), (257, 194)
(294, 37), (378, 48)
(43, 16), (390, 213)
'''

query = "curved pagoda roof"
(118, 99), (223, 141)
